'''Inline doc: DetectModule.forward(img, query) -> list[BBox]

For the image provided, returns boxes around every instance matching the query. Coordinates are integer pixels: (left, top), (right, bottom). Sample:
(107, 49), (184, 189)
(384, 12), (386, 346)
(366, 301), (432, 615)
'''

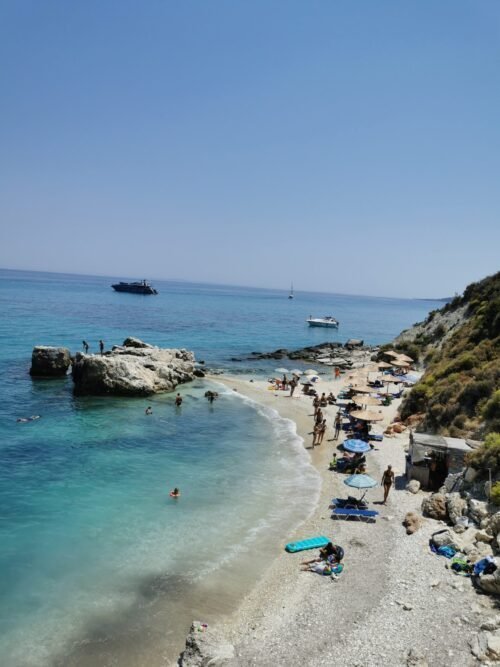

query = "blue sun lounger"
(285, 536), (330, 553)
(331, 508), (379, 522)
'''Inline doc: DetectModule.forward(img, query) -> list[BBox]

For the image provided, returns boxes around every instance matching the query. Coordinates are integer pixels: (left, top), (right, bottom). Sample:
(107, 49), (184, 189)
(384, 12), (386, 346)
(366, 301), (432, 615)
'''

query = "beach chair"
(331, 497), (368, 510)
(331, 508), (379, 522)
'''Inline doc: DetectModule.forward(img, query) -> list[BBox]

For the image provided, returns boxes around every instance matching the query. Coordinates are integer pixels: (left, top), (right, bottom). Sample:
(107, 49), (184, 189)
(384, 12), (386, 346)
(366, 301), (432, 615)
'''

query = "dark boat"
(111, 280), (158, 295)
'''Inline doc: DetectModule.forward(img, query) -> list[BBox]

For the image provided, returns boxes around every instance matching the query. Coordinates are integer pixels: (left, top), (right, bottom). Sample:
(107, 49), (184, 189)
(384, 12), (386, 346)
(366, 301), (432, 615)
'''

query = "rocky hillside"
(396, 271), (500, 439)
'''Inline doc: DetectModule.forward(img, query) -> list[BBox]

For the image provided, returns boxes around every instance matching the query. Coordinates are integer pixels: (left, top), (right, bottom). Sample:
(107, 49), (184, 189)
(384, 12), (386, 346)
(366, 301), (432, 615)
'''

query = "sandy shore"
(197, 371), (495, 667)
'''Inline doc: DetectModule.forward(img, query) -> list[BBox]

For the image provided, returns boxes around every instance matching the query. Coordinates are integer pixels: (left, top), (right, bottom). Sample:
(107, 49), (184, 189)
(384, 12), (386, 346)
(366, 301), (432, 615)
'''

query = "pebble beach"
(198, 370), (496, 667)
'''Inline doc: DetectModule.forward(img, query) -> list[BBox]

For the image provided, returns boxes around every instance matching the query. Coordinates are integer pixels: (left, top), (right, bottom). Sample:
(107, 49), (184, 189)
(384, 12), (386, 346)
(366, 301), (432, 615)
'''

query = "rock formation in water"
(30, 346), (72, 377)
(71, 338), (196, 396)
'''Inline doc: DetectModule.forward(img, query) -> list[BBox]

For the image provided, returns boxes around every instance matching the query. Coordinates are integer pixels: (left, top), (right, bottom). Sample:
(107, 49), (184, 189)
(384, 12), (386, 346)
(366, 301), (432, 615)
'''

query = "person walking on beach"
(282, 374), (288, 390)
(289, 377), (297, 397)
(335, 367), (340, 380)
(315, 407), (324, 426)
(382, 465), (395, 504)
(317, 419), (327, 445)
(334, 413), (342, 440)
(82, 340), (89, 353)
(313, 395), (320, 417)
(99, 339), (104, 355)
(175, 393), (183, 407)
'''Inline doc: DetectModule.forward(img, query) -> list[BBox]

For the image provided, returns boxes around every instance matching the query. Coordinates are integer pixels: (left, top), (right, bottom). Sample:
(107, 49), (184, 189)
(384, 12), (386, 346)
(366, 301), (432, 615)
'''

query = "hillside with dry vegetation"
(392, 271), (500, 439)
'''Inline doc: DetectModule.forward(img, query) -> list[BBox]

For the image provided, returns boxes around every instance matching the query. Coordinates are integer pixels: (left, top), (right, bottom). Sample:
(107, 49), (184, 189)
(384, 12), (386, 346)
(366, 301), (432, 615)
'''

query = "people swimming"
(170, 487), (180, 498)
(175, 393), (183, 407)
(145, 406), (153, 415)
(204, 391), (218, 403)
(16, 415), (41, 423)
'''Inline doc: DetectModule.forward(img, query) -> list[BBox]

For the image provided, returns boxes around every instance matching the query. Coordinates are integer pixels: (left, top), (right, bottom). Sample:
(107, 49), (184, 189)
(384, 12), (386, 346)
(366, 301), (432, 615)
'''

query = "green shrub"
(490, 481), (500, 505)
(466, 432), (500, 471)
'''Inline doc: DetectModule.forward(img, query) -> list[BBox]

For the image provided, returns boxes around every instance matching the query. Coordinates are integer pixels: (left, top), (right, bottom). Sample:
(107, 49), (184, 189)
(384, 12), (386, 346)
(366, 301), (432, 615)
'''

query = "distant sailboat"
(288, 283), (294, 299)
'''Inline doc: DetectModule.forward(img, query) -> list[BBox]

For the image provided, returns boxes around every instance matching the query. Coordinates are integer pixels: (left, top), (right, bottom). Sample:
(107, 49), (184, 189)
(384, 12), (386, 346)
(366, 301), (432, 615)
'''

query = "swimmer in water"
(170, 487), (180, 498)
(145, 406), (153, 415)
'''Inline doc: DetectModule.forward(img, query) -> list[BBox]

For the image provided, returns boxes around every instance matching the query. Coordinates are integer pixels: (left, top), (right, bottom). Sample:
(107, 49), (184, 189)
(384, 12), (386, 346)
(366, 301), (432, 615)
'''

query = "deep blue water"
(0, 269), (434, 666)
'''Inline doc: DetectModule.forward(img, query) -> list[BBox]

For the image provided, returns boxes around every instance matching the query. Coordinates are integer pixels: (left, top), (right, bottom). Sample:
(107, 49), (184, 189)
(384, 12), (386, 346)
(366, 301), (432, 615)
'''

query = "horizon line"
(0, 265), (448, 303)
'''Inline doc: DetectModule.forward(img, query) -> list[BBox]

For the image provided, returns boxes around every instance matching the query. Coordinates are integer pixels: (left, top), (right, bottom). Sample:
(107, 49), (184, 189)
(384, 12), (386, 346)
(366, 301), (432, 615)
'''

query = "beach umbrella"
(396, 353), (414, 363)
(360, 396), (382, 407)
(350, 409), (384, 422)
(275, 367), (290, 373)
(384, 350), (400, 358)
(343, 439), (371, 454)
(377, 361), (393, 369)
(290, 369), (302, 375)
(351, 385), (373, 394)
(344, 474), (378, 489)
(304, 369), (318, 375)
(391, 359), (410, 368)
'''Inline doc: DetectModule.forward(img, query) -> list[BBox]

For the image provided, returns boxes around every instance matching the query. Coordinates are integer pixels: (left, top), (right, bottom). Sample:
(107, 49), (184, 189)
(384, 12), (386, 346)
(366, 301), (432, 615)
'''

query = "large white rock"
(72, 339), (195, 396)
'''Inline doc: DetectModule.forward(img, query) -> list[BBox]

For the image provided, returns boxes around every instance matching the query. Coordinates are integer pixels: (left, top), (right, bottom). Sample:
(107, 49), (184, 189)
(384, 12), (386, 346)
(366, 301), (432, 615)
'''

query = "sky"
(0, 1), (499, 298)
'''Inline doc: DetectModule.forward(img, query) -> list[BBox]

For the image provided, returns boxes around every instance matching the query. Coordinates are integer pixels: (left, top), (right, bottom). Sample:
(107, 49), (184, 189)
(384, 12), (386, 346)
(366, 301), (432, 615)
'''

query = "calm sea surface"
(0, 269), (435, 665)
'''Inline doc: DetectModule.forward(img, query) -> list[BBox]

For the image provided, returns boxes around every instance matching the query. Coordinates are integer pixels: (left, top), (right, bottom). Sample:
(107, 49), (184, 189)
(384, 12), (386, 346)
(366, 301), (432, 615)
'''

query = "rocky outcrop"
(421, 493), (447, 521)
(30, 346), (71, 377)
(71, 338), (195, 396)
(248, 342), (376, 370)
(178, 621), (237, 666)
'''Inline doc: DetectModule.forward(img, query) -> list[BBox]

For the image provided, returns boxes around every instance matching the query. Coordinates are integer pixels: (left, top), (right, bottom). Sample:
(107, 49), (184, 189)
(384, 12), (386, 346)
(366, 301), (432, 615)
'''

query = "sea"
(0, 269), (435, 666)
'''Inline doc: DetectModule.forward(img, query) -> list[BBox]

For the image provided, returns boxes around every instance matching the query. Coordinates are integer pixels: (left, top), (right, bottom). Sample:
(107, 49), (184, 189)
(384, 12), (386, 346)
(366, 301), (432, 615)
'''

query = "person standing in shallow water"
(99, 340), (104, 355)
(382, 465), (395, 503)
(175, 393), (183, 407)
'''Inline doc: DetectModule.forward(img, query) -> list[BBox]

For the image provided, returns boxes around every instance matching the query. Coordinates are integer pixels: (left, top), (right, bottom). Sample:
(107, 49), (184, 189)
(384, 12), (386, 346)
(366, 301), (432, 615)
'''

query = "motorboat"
(111, 280), (158, 295)
(306, 316), (339, 328)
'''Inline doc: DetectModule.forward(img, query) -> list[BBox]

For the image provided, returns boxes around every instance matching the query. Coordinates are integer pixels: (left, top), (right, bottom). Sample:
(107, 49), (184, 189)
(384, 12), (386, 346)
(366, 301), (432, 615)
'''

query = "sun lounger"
(331, 497), (368, 510)
(331, 508), (379, 522)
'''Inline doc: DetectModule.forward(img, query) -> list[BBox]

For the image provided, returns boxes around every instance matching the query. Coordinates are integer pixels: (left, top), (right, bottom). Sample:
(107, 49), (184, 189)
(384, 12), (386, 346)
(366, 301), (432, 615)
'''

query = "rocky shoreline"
(239, 340), (377, 370)
(30, 337), (199, 396)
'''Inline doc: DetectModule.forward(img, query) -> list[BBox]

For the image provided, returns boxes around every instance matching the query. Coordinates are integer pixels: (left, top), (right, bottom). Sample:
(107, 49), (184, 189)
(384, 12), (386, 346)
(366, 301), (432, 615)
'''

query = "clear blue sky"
(1, 1), (499, 297)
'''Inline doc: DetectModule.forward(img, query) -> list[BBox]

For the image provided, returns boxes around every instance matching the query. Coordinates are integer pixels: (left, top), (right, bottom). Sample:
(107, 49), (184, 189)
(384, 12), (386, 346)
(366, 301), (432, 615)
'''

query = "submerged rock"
(30, 346), (71, 377)
(71, 338), (195, 396)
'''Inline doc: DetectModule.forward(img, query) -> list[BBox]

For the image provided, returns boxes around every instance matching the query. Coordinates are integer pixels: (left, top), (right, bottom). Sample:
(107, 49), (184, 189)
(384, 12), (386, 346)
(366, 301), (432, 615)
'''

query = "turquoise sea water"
(0, 269), (435, 666)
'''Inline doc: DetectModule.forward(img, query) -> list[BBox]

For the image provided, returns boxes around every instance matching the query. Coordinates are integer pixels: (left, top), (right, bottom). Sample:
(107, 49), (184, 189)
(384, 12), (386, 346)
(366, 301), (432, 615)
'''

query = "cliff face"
(397, 271), (500, 439)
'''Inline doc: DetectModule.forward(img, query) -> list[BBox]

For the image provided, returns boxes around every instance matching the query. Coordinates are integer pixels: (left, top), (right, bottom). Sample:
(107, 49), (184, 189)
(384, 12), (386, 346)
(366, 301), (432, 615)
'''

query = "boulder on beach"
(30, 346), (72, 377)
(421, 493), (448, 520)
(446, 492), (468, 525)
(403, 511), (422, 534)
(406, 480), (421, 494)
(71, 338), (196, 396)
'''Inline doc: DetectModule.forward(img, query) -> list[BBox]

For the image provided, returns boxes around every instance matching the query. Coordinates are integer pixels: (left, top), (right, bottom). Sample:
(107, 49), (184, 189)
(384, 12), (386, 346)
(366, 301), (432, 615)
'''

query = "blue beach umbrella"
(344, 473), (378, 501)
(343, 439), (371, 454)
(344, 474), (378, 490)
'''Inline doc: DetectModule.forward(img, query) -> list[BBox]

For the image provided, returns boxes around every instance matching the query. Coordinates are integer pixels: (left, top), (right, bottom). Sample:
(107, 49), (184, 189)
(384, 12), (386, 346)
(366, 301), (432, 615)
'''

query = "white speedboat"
(306, 316), (339, 328)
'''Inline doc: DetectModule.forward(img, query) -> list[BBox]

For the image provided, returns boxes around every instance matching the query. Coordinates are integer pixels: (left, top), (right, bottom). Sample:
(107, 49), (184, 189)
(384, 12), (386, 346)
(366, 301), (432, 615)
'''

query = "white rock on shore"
(71, 338), (195, 396)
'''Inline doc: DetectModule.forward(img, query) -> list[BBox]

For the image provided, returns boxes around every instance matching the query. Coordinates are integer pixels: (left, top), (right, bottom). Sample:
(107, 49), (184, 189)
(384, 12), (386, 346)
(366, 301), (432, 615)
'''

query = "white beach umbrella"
(275, 367), (290, 373)
(304, 369), (318, 375)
